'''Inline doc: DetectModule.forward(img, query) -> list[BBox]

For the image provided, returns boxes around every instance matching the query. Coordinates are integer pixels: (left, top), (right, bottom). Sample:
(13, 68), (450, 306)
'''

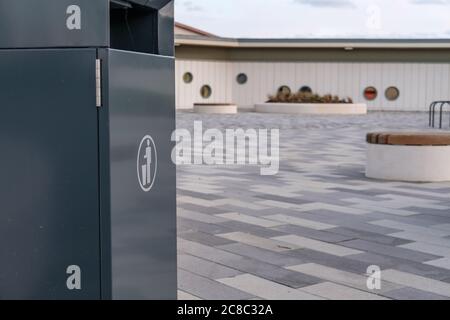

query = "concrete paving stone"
(250, 187), (300, 198)
(179, 203), (231, 215)
(345, 203), (418, 217)
(364, 212), (449, 227)
(180, 236), (325, 290)
(178, 196), (217, 208)
(223, 257), (323, 289)
(218, 220), (287, 238)
(254, 194), (313, 206)
(177, 190), (224, 201)
(213, 199), (269, 210)
(218, 232), (300, 252)
(178, 254), (243, 279)
(217, 243), (304, 267)
(375, 194), (448, 210)
(178, 208), (229, 224)
(382, 287), (450, 300)
(295, 213), (404, 235)
(394, 262), (450, 281)
(328, 227), (412, 246)
(286, 263), (402, 294)
(442, 277), (450, 284)
(274, 224), (355, 244)
(330, 188), (393, 197)
(381, 269), (450, 298)
(178, 185), (223, 195)
(217, 274), (323, 300)
(371, 220), (450, 237)
(177, 217), (233, 235)
(400, 242), (450, 258)
(177, 290), (202, 300)
(273, 235), (363, 257)
(404, 207), (450, 218)
(256, 200), (303, 210)
(178, 239), (245, 265)
(287, 249), (378, 275)
(347, 252), (450, 280)
(390, 231), (450, 248)
(291, 202), (371, 215)
(301, 282), (389, 300)
(211, 205), (271, 218)
(341, 198), (410, 210)
(178, 270), (255, 300)
(298, 209), (375, 223)
(179, 231), (236, 247)
(400, 185), (450, 194)
(339, 239), (441, 262)
(287, 191), (367, 204)
(432, 224), (450, 232)
(264, 214), (336, 230)
(217, 213), (286, 228)
(425, 258), (450, 271)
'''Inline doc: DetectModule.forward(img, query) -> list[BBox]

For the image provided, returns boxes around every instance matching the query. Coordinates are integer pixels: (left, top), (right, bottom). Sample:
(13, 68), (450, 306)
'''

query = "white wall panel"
(176, 60), (450, 111)
(175, 60), (233, 109)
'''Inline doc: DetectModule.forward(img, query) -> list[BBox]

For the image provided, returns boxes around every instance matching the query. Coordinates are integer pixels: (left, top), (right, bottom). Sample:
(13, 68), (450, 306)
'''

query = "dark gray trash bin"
(0, 0), (176, 300)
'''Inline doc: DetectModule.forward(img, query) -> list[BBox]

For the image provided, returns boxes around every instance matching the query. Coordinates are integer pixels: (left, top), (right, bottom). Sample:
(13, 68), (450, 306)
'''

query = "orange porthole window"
(364, 86), (378, 101)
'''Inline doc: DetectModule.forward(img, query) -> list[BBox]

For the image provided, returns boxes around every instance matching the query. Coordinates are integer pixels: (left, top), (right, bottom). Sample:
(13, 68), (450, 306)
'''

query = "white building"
(175, 23), (450, 111)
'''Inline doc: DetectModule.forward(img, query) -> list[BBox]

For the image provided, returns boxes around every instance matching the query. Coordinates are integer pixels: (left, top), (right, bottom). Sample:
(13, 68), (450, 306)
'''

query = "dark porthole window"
(183, 72), (193, 84)
(200, 85), (212, 99)
(278, 85), (291, 95)
(299, 86), (313, 94)
(385, 86), (400, 101)
(237, 73), (248, 85)
(364, 86), (378, 101)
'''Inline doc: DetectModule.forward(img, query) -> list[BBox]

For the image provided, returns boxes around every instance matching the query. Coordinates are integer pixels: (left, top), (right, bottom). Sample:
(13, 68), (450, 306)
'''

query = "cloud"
(410, 0), (450, 4)
(182, 0), (204, 12)
(293, 0), (356, 8)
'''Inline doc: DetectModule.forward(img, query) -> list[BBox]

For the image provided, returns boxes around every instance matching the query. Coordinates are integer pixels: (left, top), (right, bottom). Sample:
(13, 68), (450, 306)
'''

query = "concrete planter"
(366, 144), (450, 182)
(255, 103), (367, 115)
(194, 103), (238, 114)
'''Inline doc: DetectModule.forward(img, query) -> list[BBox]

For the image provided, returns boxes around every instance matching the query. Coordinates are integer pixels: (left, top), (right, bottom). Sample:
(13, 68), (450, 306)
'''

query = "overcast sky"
(175, 0), (450, 39)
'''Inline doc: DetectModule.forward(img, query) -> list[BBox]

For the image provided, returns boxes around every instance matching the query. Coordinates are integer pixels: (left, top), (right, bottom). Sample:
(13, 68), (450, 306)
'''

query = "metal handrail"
(439, 101), (450, 129)
(429, 100), (450, 129)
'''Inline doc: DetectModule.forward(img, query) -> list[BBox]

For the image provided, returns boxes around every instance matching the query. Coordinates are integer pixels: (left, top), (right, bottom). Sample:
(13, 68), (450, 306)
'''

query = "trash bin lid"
(0, 0), (173, 49)
(121, 0), (171, 10)
(112, 0), (172, 10)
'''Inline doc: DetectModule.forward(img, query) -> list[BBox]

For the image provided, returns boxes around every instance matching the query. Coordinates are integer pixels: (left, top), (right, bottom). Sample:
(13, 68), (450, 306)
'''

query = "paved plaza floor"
(176, 111), (450, 300)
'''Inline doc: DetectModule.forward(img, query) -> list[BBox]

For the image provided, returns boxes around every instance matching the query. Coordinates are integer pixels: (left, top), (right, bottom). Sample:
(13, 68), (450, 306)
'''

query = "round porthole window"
(364, 86), (378, 101)
(200, 85), (212, 99)
(183, 72), (193, 84)
(278, 86), (291, 95)
(299, 86), (313, 94)
(385, 86), (400, 101)
(237, 73), (248, 85)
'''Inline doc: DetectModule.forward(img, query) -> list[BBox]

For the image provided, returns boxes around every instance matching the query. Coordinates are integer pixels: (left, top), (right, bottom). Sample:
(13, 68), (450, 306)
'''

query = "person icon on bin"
(142, 139), (152, 187)
(138, 135), (157, 192)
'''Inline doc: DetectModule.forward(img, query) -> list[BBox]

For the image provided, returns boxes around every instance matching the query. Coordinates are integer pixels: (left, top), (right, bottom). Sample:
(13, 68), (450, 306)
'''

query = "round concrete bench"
(366, 132), (450, 182)
(194, 103), (238, 114)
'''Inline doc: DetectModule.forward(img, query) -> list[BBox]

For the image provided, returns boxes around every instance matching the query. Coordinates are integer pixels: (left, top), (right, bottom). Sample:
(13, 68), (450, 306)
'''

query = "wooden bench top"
(367, 132), (450, 146)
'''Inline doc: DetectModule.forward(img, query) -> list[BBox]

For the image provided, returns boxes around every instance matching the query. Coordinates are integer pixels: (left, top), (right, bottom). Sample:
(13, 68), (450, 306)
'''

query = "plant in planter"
(267, 91), (353, 104)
